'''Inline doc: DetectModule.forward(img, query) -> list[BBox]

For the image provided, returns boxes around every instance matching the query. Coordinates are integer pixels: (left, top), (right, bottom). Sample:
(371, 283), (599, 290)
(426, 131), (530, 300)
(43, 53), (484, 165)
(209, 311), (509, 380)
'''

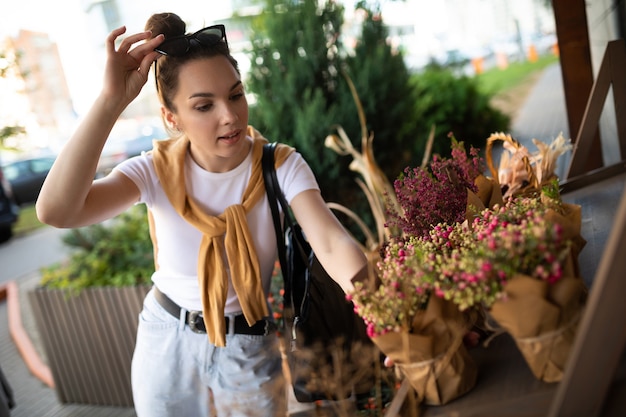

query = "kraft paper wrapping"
(488, 199), (587, 382)
(475, 174), (504, 209)
(371, 296), (477, 405)
(489, 274), (587, 382)
(466, 175), (504, 221)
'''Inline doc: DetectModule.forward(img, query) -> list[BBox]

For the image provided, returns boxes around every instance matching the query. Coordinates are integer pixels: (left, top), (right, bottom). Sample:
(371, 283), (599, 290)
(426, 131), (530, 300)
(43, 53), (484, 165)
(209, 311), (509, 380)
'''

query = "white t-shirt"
(114, 139), (319, 314)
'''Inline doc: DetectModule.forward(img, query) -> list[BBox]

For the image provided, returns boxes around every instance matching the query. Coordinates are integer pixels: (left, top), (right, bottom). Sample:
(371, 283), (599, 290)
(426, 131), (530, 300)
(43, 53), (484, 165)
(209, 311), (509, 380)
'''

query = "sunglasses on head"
(154, 24), (228, 56)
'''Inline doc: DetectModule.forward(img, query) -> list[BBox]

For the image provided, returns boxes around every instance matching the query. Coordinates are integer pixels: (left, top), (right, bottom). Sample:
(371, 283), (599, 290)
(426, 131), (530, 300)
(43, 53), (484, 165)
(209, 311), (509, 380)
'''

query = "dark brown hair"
(145, 12), (240, 113)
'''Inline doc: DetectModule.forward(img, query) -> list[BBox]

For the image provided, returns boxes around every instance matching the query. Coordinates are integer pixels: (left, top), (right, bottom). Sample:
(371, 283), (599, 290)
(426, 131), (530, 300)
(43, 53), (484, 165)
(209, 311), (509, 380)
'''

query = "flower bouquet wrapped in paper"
(486, 189), (586, 382)
(349, 239), (478, 405)
(348, 137), (484, 405)
(429, 188), (587, 382)
(477, 134), (586, 381)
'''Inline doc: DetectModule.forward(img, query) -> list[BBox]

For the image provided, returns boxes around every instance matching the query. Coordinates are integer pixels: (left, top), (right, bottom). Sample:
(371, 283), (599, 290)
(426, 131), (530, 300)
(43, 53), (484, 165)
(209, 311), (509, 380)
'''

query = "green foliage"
(40, 205), (154, 291)
(246, 0), (418, 235)
(0, 50), (26, 149)
(338, 3), (417, 182)
(247, 0), (346, 194)
(245, 0), (509, 240)
(410, 67), (510, 159)
(1, 125), (26, 146)
(13, 205), (46, 237)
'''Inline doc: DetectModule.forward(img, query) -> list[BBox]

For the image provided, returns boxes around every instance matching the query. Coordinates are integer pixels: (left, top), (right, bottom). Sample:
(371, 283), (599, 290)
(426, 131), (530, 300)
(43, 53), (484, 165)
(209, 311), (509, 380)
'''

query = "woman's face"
(165, 55), (249, 172)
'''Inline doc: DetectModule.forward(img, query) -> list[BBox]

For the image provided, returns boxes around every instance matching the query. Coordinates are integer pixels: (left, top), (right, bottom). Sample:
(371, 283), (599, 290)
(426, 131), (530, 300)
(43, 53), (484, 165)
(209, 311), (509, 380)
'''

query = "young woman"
(36, 12), (369, 417)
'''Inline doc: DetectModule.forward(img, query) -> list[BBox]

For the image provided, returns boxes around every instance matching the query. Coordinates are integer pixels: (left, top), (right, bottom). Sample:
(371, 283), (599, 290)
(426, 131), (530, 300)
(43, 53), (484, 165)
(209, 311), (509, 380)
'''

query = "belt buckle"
(188, 310), (205, 334)
(263, 320), (277, 336)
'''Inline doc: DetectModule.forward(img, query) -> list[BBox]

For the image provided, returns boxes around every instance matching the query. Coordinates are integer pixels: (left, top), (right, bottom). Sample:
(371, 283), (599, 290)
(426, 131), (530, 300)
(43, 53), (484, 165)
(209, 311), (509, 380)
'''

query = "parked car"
(97, 139), (128, 178)
(0, 165), (19, 242)
(124, 132), (164, 159)
(96, 125), (166, 177)
(2, 156), (56, 206)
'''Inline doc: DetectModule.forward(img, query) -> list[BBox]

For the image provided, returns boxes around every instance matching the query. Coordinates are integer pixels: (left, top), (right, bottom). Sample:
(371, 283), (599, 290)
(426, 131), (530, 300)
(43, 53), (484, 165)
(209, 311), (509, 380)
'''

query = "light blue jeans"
(131, 289), (285, 417)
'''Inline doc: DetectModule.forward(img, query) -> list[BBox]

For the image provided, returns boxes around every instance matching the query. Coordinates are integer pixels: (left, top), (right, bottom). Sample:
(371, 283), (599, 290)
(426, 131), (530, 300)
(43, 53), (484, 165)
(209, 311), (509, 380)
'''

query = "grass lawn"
(476, 54), (560, 96)
(14, 204), (46, 236)
(477, 53), (560, 120)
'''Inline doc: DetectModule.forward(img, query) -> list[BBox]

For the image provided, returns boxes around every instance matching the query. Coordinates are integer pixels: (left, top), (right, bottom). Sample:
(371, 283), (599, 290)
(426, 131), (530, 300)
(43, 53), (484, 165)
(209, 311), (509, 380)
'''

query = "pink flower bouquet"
(419, 187), (587, 382)
(349, 138), (484, 405)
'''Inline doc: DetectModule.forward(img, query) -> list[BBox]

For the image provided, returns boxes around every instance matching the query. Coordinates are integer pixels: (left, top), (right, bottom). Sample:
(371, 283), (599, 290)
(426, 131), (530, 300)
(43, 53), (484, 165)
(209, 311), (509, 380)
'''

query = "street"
(0, 226), (72, 284)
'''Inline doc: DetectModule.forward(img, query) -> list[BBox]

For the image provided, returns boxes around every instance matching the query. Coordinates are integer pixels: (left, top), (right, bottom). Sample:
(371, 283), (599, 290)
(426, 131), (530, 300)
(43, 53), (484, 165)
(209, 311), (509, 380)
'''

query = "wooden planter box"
(28, 285), (151, 407)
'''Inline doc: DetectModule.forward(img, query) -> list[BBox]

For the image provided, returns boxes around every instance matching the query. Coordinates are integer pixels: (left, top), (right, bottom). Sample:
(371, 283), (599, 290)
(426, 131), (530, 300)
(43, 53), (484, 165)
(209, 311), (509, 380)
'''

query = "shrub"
(40, 205), (154, 291)
(409, 67), (510, 160)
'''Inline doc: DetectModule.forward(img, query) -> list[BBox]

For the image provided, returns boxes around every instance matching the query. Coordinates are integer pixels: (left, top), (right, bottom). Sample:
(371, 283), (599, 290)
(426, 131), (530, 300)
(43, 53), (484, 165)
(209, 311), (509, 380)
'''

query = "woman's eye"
(195, 103), (213, 112)
(231, 92), (244, 101)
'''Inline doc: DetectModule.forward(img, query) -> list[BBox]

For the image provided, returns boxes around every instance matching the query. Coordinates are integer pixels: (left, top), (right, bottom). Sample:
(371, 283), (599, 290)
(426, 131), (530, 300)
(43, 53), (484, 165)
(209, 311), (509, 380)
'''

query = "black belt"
(153, 287), (275, 336)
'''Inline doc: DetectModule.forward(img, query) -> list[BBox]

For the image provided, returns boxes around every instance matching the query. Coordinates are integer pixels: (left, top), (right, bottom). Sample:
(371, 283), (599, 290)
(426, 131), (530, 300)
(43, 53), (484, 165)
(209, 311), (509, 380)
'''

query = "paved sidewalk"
(509, 62), (571, 179)
(1, 274), (137, 417)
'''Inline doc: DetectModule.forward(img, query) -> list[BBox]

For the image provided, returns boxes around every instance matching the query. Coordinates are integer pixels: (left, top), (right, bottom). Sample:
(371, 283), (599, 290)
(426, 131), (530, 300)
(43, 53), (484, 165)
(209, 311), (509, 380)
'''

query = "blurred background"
(0, 0), (622, 242)
(0, 0), (559, 160)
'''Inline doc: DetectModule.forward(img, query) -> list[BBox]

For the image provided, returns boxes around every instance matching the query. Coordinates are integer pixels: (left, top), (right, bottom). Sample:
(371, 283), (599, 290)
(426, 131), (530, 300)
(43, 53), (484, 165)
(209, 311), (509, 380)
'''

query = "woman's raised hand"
(101, 26), (164, 108)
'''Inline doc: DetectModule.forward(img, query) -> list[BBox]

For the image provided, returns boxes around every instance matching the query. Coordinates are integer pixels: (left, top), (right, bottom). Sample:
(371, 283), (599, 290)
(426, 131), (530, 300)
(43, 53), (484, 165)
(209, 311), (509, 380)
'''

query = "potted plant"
(28, 205), (154, 407)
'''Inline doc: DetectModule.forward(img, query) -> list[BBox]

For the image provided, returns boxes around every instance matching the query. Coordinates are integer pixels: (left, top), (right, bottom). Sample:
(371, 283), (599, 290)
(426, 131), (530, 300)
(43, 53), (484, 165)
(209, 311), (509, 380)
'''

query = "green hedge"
(40, 205), (154, 291)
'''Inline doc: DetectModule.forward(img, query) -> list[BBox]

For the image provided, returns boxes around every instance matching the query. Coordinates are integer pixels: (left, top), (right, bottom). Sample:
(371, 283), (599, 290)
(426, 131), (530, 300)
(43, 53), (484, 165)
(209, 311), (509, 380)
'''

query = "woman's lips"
(219, 129), (241, 140)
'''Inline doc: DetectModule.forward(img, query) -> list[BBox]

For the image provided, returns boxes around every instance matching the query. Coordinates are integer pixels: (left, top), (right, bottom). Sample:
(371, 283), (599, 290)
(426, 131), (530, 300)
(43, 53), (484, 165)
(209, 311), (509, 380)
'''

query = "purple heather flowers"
(385, 136), (484, 239)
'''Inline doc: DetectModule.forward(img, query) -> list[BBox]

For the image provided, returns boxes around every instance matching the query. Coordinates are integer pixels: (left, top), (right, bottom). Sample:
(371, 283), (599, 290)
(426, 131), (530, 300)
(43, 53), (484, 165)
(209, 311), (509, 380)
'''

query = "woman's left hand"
(101, 26), (164, 108)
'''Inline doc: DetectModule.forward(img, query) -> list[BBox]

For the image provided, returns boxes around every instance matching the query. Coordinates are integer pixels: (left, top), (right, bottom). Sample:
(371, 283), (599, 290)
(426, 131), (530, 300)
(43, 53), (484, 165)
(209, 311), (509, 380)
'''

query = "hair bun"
(145, 12), (186, 39)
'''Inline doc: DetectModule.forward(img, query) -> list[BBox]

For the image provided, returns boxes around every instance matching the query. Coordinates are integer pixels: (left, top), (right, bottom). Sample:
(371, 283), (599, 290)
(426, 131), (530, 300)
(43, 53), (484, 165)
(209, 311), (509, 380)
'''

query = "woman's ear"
(161, 106), (180, 131)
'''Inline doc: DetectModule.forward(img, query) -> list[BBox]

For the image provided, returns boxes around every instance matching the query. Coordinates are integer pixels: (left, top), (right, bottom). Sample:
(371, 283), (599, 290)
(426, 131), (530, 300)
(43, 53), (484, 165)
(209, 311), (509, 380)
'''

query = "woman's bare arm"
(289, 189), (369, 293)
(36, 27), (163, 227)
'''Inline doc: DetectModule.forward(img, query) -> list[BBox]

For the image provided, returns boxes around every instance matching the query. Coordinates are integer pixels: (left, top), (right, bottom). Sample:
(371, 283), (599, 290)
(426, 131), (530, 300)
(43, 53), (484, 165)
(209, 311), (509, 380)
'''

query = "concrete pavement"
(510, 62), (571, 179)
(0, 227), (72, 285)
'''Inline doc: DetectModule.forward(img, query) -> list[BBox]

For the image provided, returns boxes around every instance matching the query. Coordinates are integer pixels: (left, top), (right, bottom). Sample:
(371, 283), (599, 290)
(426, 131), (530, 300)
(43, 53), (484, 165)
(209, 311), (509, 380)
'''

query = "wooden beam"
(610, 39), (626, 157)
(566, 39), (626, 178)
(548, 179), (626, 417)
(552, 0), (603, 173)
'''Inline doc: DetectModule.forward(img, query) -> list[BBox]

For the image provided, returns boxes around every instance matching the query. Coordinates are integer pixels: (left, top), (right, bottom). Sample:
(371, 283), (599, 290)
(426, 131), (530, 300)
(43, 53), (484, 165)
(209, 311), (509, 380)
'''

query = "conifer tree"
(338, 1), (418, 179)
(247, 0), (418, 207)
(247, 0), (347, 196)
